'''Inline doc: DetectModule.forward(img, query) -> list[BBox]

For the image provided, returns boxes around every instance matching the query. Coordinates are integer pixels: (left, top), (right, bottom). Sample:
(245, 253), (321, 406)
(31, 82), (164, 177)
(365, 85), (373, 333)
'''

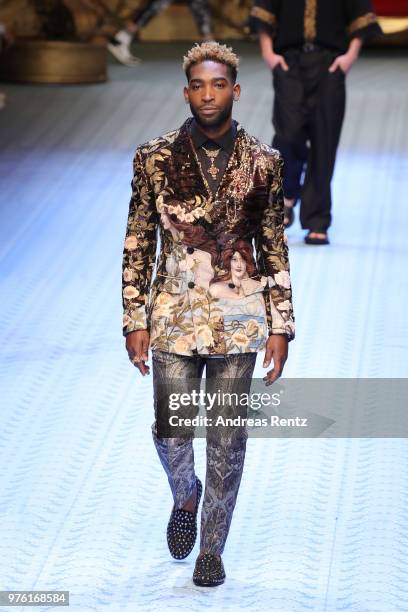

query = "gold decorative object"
(0, 40), (107, 83)
(202, 146), (221, 180)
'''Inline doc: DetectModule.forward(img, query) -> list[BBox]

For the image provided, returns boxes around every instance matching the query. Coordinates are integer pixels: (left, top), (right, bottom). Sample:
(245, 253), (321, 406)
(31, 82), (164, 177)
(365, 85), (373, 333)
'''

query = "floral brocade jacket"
(122, 118), (295, 356)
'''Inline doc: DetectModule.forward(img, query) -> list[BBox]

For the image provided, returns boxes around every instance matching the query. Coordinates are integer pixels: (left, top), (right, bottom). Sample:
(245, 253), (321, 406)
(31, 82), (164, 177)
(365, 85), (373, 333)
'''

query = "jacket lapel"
(170, 119), (208, 198)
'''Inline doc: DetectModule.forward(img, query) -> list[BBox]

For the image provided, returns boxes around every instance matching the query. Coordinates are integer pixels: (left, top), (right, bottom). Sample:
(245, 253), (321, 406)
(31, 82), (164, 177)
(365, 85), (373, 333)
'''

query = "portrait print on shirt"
(151, 214), (270, 354)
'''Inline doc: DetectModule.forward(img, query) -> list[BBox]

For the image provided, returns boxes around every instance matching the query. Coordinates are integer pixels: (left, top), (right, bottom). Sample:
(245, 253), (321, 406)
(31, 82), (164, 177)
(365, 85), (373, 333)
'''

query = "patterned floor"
(0, 43), (407, 611)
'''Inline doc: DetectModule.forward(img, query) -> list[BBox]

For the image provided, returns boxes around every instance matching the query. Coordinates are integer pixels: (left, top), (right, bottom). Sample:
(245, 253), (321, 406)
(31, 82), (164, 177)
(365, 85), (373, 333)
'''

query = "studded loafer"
(193, 552), (226, 587)
(167, 477), (203, 560)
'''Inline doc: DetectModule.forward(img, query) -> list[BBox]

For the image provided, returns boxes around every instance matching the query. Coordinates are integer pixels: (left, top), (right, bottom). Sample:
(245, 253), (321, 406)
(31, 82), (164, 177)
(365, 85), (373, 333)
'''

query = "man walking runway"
(122, 41), (295, 586)
(250, 0), (382, 244)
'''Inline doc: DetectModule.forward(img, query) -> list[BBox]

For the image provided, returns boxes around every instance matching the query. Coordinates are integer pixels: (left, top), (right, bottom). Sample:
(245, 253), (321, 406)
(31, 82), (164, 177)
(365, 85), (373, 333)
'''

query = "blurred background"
(0, 0), (407, 46)
(0, 0), (407, 86)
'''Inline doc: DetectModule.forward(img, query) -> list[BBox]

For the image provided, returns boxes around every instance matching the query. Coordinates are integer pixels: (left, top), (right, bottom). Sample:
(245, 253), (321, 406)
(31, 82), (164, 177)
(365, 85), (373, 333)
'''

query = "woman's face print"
(230, 251), (248, 281)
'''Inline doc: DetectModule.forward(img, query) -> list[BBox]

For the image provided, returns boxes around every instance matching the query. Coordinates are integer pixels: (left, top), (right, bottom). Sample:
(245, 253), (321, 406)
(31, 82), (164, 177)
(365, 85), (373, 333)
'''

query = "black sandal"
(167, 477), (202, 560)
(283, 205), (295, 228)
(304, 231), (329, 245)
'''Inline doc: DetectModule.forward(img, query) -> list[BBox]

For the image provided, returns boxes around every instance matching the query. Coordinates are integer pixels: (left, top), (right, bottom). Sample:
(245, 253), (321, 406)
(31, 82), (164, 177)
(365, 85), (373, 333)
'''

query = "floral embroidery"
(122, 119), (295, 355)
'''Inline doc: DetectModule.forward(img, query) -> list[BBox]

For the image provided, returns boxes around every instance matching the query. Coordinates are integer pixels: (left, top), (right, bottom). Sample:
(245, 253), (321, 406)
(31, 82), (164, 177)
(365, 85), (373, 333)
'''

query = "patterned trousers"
(131, 0), (212, 36)
(152, 349), (257, 555)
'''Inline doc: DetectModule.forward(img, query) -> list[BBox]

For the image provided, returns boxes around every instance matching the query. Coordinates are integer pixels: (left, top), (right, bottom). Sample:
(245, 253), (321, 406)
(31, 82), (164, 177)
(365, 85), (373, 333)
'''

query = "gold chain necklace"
(194, 149), (238, 224)
(201, 145), (221, 180)
(188, 128), (241, 224)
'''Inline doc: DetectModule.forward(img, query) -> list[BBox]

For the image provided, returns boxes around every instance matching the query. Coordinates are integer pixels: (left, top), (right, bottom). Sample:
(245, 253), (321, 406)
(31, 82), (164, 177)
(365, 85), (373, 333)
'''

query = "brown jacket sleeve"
(254, 151), (295, 341)
(122, 148), (159, 335)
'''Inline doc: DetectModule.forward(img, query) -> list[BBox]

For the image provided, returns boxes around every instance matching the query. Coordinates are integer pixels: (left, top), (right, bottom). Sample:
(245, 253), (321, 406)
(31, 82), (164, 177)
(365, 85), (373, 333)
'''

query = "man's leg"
(300, 51), (346, 235)
(271, 52), (308, 225)
(190, 0), (213, 39)
(151, 349), (205, 511)
(199, 352), (257, 556)
(108, 0), (175, 66)
(130, 0), (175, 31)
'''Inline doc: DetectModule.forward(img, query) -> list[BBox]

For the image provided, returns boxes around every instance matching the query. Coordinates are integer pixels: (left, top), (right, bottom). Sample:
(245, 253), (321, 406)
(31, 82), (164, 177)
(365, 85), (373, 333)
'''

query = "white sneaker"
(107, 41), (141, 66)
(107, 30), (141, 67)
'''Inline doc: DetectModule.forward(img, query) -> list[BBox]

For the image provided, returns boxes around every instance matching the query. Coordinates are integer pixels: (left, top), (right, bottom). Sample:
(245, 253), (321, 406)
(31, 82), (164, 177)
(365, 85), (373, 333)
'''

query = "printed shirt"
(122, 118), (295, 356)
(249, 0), (383, 53)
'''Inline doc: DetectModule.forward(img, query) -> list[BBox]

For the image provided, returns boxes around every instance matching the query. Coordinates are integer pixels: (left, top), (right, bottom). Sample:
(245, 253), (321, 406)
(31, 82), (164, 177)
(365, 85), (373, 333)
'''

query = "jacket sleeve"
(122, 148), (159, 336)
(254, 151), (295, 341)
(248, 0), (279, 37)
(344, 0), (383, 42)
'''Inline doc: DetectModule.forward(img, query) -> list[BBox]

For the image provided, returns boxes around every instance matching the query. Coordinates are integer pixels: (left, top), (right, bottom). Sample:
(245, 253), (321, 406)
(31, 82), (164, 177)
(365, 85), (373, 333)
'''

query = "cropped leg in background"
(108, 0), (213, 65)
(134, 0), (212, 37)
(132, 0), (175, 30)
(151, 350), (256, 557)
(272, 48), (346, 234)
(189, 0), (213, 38)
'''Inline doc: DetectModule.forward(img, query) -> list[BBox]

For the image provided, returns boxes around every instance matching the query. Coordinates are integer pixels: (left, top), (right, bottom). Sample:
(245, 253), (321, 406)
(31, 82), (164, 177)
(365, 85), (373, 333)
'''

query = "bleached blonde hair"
(183, 41), (240, 82)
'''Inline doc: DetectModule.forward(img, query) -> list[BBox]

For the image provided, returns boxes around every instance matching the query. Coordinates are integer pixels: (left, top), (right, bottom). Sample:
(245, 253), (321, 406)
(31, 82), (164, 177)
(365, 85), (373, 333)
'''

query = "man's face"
(184, 60), (240, 130)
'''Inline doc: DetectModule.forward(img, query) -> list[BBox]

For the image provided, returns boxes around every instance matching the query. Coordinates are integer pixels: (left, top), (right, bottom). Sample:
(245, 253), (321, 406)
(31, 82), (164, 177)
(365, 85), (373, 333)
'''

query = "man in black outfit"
(250, 0), (382, 244)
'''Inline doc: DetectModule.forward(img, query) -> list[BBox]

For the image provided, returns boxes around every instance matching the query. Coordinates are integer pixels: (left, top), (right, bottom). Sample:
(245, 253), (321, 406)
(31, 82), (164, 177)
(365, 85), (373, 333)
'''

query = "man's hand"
(329, 37), (362, 75)
(329, 51), (358, 74)
(263, 334), (288, 386)
(328, 53), (354, 74)
(125, 330), (150, 376)
(264, 52), (289, 72)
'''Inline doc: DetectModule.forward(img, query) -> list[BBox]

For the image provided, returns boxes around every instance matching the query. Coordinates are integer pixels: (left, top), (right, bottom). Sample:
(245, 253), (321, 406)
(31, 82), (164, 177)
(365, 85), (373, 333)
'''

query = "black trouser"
(272, 48), (346, 232)
(131, 0), (212, 36)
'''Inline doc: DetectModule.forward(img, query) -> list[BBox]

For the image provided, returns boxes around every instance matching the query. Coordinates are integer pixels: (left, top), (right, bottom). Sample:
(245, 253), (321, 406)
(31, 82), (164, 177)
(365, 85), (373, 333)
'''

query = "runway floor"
(0, 43), (407, 611)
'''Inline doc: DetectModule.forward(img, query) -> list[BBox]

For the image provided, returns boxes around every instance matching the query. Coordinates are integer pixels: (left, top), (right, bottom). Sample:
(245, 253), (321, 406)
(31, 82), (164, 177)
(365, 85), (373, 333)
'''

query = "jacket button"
(188, 281), (195, 289)
(187, 246), (194, 254)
